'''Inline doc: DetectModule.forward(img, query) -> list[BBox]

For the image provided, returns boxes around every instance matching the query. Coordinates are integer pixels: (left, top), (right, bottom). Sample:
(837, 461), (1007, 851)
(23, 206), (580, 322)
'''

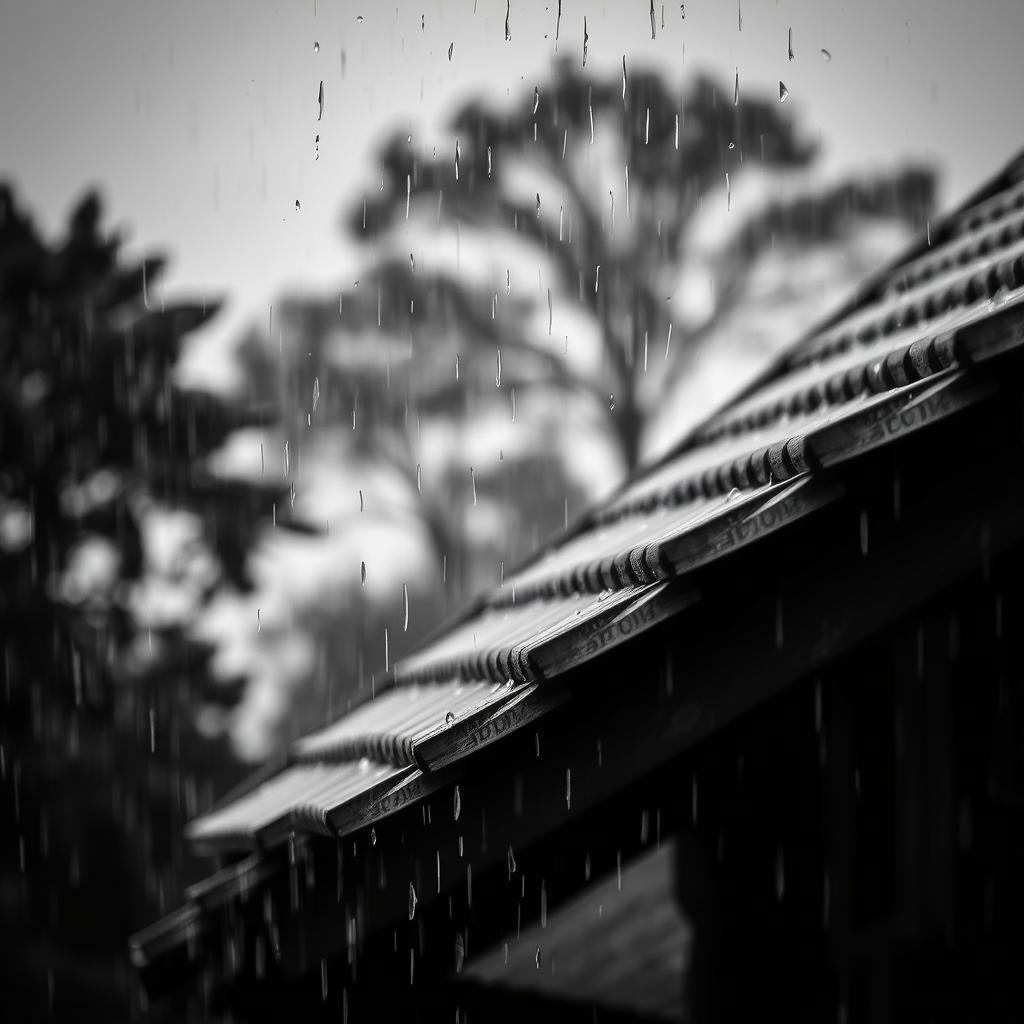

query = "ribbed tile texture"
(186, 761), (406, 849)
(292, 681), (507, 765)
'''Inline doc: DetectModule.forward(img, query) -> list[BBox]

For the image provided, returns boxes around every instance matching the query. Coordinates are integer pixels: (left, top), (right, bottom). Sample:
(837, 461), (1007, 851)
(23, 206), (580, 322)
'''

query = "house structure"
(132, 151), (1024, 1023)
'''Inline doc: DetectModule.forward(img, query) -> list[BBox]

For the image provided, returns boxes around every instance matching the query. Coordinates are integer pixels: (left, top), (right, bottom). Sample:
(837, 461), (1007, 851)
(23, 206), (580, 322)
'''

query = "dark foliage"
(0, 185), (276, 1020)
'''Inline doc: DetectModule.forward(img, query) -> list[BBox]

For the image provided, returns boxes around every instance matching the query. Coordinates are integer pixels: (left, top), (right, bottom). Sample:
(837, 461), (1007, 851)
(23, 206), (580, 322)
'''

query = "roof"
(462, 841), (688, 1021)
(133, 149), (1024, 985)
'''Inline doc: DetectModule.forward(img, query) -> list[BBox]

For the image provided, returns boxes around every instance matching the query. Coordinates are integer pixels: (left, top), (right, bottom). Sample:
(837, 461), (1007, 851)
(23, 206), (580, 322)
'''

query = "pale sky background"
(3, 0), (1024, 392)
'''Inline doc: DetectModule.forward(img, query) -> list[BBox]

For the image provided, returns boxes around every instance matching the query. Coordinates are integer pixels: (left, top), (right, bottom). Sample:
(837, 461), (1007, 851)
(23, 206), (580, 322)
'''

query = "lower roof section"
(462, 841), (689, 1022)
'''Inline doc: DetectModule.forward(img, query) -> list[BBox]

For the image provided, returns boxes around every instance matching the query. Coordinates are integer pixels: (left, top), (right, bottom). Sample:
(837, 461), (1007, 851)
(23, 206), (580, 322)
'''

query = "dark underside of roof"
(132, 152), (1024, 1021)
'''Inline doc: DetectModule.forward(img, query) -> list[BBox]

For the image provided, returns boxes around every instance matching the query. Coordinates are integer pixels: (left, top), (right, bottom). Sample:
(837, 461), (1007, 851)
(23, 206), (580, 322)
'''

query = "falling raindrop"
(775, 848), (785, 900)
(317, 81), (324, 120)
(788, 27), (794, 61)
(313, 40), (320, 53)
(821, 48), (832, 61)
(621, 55), (628, 104)
(859, 511), (869, 556)
(505, 0), (511, 40)
(534, 947), (541, 970)
(650, 0), (656, 38)
(779, 81), (790, 102)
(733, 68), (740, 106)
(453, 785), (462, 821)
(609, 394), (615, 411)
(582, 17), (588, 66)
(295, 199), (301, 211)
(448, 41), (454, 60)
(408, 883), (417, 920)
(445, 711), (456, 725)
(535, 192), (541, 218)
(541, 880), (548, 927)
(565, 768), (571, 809)
(507, 845), (517, 875)
(403, 583), (409, 631)
(533, 86), (540, 115)
(454, 139), (460, 181)
(370, 827), (377, 845)
(496, 350), (502, 387)
(470, 466), (477, 506)
(356, 15), (364, 23)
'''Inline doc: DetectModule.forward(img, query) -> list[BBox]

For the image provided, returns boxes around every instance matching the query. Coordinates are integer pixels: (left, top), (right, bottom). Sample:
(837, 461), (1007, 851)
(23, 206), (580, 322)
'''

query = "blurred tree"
(0, 185), (279, 1020)
(348, 60), (935, 470)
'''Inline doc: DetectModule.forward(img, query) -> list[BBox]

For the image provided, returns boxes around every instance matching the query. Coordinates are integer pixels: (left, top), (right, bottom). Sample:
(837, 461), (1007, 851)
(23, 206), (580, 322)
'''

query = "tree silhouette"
(348, 60), (934, 470)
(0, 185), (279, 1020)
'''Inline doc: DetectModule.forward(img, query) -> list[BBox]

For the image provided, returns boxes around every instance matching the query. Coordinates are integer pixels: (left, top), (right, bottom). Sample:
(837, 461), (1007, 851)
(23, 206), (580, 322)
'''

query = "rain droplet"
(535, 192), (541, 218)
(533, 86), (540, 115)
(507, 845), (517, 874)
(356, 15), (364, 23)
(453, 785), (461, 820)
(295, 199), (301, 211)
(470, 466), (477, 506)
(313, 40), (320, 53)
(402, 583), (409, 631)
(454, 139), (460, 181)
(317, 81), (324, 121)
(609, 394), (615, 411)
(360, 561), (366, 585)
(821, 48), (832, 61)
(505, 0), (511, 40)
(445, 711), (456, 725)
(779, 81), (790, 102)
(582, 16), (588, 66)
(448, 41), (454, 60)
(534, 947), (541, 970)
(370, 827), (377, 845)
(565, 768), (571, 809)
(496, 350), (502, 387)
(408, 882), (418, 920)
(733, 68), (740, 106)
(788, 27), (794, 61)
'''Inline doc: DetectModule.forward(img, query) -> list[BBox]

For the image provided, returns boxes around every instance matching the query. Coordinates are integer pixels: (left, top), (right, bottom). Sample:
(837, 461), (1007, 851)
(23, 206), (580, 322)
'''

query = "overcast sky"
(4, 0), (1024, 390)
